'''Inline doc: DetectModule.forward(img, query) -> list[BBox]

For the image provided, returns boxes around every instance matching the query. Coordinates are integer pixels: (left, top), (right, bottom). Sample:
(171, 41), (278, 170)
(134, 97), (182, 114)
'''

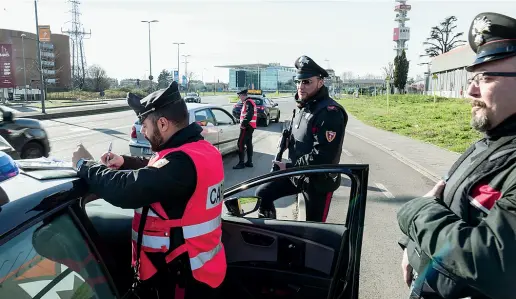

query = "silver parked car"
(184, 92), (201, 103)
(129, 103), (241, 157)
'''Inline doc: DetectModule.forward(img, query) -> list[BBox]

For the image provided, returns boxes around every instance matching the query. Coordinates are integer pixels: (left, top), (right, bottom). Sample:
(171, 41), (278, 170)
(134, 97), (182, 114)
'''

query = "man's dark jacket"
(397, 115), (516, 299)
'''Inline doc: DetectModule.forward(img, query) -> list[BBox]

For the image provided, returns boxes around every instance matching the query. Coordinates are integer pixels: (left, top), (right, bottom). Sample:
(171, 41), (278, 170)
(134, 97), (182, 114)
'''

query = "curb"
(17, 105), (132, 120)
(346, 130), (441, 183)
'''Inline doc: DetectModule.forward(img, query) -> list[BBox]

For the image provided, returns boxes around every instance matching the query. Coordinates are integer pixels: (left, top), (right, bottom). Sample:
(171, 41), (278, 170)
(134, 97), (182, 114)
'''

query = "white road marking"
(69, 127), (89, 132)
(343, 149), (353, 156)
(375, 183), (395, 199)
(50, 125), (132, 142)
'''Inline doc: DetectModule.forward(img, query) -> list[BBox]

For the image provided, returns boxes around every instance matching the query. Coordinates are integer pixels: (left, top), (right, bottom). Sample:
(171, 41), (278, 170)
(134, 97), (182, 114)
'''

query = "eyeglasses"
(468, 72), (516, 86)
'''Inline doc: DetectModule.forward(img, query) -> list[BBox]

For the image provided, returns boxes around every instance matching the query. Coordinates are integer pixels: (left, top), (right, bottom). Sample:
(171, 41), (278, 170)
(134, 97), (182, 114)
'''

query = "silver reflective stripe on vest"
(183, 215), (222, 239)
(132, 229), (170, 250)
(190, 243), (222, 270)
(135, 207), (160, 218)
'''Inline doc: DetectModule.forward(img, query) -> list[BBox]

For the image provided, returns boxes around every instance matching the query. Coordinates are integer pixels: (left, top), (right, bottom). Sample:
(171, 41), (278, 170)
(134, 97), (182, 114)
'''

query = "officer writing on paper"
(397, 12), (516, 299)
(233, 88), (257, 169)
(255, 56), (348, 222)
(71, 81), (226, 299)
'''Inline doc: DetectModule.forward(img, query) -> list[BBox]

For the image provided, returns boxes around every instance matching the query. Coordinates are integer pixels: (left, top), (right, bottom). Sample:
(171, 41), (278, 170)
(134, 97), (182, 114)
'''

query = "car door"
(220, 164), (369, 299)
(193, 108), (219, 148)
(210, 107), (240, 155)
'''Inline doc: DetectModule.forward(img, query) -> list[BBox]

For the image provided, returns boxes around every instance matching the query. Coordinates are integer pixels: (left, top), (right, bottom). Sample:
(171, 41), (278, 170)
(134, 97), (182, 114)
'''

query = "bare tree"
(27, 49), (66, 92)
(85, 65), (110, 92)
(421, 16), (466, 57)
(382, 62), (394, 79)
(186, 72), (196, 91)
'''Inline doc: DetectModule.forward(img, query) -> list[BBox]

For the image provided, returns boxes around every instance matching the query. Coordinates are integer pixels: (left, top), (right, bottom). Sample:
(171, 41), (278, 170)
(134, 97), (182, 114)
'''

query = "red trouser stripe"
(238, 128), (246, 151)
(322, 192), (333, 223)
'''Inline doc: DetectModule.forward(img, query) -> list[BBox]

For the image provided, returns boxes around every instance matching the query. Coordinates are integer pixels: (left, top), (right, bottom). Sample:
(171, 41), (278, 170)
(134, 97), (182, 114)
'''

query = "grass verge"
(336, 94), (482, 153)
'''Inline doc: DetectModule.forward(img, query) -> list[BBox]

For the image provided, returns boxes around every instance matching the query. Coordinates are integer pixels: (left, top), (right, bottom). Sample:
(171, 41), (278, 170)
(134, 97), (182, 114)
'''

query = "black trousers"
(255, 177), (334, 222)
(237, 126), (254, 163)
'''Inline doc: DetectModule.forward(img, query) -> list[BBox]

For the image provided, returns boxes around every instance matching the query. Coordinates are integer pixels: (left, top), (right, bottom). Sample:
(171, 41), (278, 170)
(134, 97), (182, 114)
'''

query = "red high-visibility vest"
(131, 140), (226, 288)
(240, 98), (257, 128)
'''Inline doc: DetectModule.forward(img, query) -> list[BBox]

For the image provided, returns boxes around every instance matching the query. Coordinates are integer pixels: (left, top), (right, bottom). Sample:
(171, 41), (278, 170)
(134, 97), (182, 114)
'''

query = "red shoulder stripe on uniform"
(470, 183), (502, 212)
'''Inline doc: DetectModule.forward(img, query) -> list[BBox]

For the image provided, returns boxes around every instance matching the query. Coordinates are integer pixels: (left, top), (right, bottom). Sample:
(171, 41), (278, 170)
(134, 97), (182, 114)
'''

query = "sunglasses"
(294, 79), (315, 85)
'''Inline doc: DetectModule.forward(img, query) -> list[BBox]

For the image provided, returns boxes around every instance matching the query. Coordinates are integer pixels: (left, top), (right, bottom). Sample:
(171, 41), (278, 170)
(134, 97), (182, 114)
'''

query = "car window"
(0, 212), (116, 298)
(250, 98), (263, 105)
(211, 108), (234, 125)
(194, 109), (216, 127)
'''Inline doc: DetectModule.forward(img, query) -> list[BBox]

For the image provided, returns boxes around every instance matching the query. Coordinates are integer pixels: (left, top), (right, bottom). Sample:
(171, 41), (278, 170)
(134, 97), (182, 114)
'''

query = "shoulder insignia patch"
(326, 131), (336, 142)
(152, 159), (170, 168)
(327, 105), (337, 111)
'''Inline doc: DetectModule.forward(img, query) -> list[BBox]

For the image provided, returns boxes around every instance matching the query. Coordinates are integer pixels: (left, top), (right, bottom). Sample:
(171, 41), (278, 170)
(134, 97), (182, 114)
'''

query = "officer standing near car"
(71, 81), (226, 299)
(255, 55), (348, 222)
(397, 12), (516, 299)
(233, 88), (257, 169)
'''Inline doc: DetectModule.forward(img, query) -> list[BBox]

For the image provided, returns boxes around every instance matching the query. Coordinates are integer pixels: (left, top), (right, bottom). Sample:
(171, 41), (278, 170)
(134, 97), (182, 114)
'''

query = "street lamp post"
(20, 34), (28, 102)
(34, 0), (46, 113)
(173, 42), (185, 83)
(182, 54), (190, 93)
(141, 20), (158, 91)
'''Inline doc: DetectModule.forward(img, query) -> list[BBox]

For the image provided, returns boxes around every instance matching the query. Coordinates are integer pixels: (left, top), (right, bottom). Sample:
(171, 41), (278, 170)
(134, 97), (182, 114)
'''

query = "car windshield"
(187, 93), (197, 96)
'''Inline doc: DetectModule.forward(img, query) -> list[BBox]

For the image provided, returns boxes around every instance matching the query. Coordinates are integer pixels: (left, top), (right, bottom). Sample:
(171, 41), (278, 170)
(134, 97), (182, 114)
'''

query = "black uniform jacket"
(78, 123), (203, 219)
(240, 99), (254, 128)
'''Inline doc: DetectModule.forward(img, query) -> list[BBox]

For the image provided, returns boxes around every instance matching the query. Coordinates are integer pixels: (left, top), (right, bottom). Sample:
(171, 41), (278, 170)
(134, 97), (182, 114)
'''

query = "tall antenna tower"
(393, 0), (411, 56)
(62, 0), (91, 89)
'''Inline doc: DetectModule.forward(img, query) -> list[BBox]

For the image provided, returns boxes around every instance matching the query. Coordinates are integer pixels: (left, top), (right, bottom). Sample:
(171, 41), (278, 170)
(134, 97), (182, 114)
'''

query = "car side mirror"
(224, 196), (261, 217)
(2, 111), (13, 122)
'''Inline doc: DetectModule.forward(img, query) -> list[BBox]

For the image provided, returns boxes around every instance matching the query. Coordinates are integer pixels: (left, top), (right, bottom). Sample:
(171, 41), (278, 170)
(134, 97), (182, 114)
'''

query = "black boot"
(245, 161), (253, 167)
(233, 162), (245, 169)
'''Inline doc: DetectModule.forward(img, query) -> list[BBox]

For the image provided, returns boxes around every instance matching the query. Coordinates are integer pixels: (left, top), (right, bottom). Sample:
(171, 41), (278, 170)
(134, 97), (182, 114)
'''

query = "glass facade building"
(222, 64), (296, 91)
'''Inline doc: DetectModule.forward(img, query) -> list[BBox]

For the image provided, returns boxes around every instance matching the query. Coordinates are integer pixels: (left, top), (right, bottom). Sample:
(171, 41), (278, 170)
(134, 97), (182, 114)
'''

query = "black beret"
(294, 55), (329, 80)
(466, 12), (516, 71)
(236, 89), (248, 95)
(127, 81), (182, 121)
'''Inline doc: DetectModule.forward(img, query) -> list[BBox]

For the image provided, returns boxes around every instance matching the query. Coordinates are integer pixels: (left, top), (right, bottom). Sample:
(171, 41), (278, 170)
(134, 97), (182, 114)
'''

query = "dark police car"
(232, 90), (280, 127)
(0, 153), (369, 299)
(0, 106), (50, 159)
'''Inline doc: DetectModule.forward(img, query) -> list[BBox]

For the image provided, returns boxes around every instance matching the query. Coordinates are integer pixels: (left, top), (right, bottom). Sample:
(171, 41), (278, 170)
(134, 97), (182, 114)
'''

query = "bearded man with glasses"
(255, 55), (348, 222)
(397, 12), (516, 299)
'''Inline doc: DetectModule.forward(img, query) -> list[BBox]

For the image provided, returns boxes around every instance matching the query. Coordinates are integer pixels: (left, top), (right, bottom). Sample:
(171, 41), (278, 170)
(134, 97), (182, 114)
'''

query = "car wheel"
(264, 114), (270, 127)
(21, 141), (44, 159)
(274, 110), (280, 123)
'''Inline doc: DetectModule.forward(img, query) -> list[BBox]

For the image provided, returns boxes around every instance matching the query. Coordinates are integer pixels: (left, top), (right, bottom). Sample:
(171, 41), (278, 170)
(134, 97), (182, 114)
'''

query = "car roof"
(0, 169), (82, 238)
(133, 103), (229, 124)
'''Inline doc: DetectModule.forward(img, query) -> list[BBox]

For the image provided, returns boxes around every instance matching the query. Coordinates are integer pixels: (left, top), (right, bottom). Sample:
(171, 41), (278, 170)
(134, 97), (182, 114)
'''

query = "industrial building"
(216, 63), (297, 92)
(0, 27), (71, 99)
(429, 45), (476, 98)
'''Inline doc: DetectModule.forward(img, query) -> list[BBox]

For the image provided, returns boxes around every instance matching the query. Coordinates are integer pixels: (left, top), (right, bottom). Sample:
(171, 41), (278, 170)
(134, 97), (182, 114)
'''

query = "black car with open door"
(0, 160), (368, 299)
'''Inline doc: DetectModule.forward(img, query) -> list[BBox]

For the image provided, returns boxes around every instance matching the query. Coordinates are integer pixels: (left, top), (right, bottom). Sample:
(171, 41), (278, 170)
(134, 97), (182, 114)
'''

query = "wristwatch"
(75, 158), (86, 171)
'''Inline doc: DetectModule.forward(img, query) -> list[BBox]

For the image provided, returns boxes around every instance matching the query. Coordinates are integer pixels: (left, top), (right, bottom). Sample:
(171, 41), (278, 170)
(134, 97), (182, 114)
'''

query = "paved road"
(42, 95), (434, 299)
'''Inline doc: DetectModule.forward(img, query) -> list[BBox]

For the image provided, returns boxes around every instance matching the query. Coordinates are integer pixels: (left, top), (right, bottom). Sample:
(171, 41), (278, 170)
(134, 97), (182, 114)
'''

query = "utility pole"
(173, 42), (185, 83)
(141, 20), (158, 91)
(34, 0), (46, 113)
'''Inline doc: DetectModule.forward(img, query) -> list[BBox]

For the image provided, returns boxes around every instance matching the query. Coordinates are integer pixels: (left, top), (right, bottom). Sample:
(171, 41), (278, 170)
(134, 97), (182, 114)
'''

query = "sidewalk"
(345, 114), (462, 182)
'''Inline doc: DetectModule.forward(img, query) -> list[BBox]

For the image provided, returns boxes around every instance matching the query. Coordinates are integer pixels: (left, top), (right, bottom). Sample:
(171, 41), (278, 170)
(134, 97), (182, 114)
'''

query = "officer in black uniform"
(255, 55), (348, 222)
(397, 12), (516, 299)
(71, 81), (224, 299)
(233, 88), (255, 169)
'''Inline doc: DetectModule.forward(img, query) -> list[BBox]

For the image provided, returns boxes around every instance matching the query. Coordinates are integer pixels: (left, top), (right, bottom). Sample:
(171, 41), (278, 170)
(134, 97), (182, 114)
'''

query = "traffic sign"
(148, 75), (154, 81)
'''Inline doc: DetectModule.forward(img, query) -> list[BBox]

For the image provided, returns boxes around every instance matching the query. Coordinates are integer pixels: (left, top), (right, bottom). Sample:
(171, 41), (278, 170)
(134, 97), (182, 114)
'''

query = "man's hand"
(424, 180), (446, 199)
(401, 248), (413, 287)
(272, 160), (286, 170)
(72, 144), (94, 168)
(100, 152), (124, 169)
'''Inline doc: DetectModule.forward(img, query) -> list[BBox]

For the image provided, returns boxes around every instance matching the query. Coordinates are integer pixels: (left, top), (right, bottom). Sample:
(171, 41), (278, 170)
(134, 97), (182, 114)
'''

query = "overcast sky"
(1, 0), (515, 82)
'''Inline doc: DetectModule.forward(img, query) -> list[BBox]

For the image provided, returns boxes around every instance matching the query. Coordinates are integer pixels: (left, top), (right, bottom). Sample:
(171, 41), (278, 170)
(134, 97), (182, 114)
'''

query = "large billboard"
(0, 44), (15, 88)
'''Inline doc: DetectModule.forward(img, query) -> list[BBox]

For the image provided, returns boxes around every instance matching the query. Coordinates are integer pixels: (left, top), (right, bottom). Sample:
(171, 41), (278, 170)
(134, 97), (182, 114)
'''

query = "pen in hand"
(106, 142), (112, 163)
